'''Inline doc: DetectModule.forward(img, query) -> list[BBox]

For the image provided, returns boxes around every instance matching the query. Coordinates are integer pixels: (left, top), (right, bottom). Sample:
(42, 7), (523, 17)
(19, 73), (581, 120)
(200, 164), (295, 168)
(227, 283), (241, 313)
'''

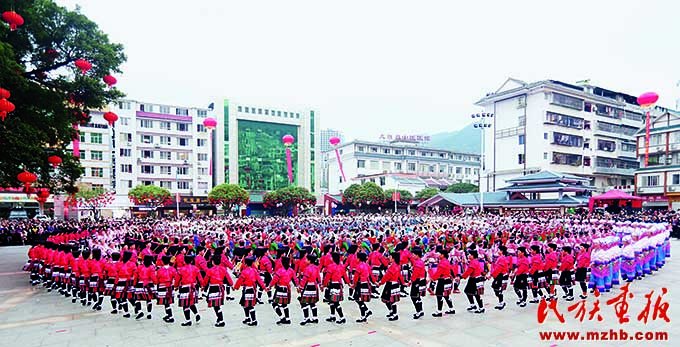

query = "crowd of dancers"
(21, 212), (672, 327)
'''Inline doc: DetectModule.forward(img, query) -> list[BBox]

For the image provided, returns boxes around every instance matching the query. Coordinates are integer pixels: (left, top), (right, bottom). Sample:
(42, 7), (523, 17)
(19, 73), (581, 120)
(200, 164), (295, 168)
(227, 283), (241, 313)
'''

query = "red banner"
(392, 191), (400, 201)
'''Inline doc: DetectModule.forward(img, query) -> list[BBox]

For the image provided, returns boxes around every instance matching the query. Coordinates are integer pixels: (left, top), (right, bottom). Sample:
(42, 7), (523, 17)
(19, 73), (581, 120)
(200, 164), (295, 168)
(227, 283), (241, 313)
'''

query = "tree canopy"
(208, 183), (249, 212)
(0, 0), (126, 193)
(415, 187), (440, 201)
(128, 185), (172, 207)
(342, 182), (386, 206)
(445, 183), (479, 193)
(71, 186), (113, 220)
(263, 186), (316, 212)
(384, 189), (413, 203)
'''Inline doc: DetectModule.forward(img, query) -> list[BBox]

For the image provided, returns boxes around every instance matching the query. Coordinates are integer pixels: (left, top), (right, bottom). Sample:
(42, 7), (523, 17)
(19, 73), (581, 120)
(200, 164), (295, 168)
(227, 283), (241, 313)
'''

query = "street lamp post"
(471, 112), (493, 213)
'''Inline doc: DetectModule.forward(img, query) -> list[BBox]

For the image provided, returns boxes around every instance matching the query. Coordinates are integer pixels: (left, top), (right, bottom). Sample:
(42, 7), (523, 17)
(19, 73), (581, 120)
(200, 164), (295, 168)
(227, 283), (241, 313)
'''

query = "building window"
(518, 154), (525, 164)
(264, 109), (269, 115)
(584, 156), (591, 166)
(176, 167), (188, 175)
(198, 167), (208, 175)
(177, 123), (189, 131)
(80, 133), (86, 143)
(179, 138), (188, 146)
(456, 167), (462, 174)
(159, 106), (170, 114)
(197, 110), (207, 117)
(597, 140), (616, 152)
(120, 117), (129, 126)
(160, 166), (171, 175)
(142, 150), (154, 159)
(465, 167), (471, 175)
(545, 112), (584, 129)
(140, 119), (153, 128)
(408, 150), (416, 156)
(646, 175), (659, 187)
(126, 180), (133, 188)
(621, 143), (636, 152)
(178, 181), (190, 189)
(121, 164), (133, 173)
(198, 153), (208, 161)
(518, 115), (526, 126)
(91, 151), (103, 160)
(78, 150), (86, 159)
(357, 146), (365, 152)
(175, 108), (189, 116)
(370, 147), (378, 153)
(394, 162), (402, 171)
(551, 93), (584, 110)
(118, 101), (131, 110)
(197, 139), (206, 147)
(552, 152), (582, 166)
(408, 163), (416, 172)
(277, 111), (281, 116)
(91, 168), (103, 177)
(673, 174), (680, 185)
(160, 151), (171, 160)
(197, 124), (205, 132)
(519, 135), (525, 145)
(394, 149), (402, 155)
(544, 152), (548, 160)
(160, 181), (172, 189)
(123, 133), (132, 142)
(142, 181), (154, 186)
(369, 161), (379, 170)
(119, 148), (131, 157)
(140, 135), (152, 144)
(160, 122), (171, 130)
(237, 106), (242, 112)
(544, 133), (548, 140)
(383, 148), (391, 154)
(178, 152), (189, 161)
(160, 136), (171, 145)
(552, 132), (583, 147)
(141, 165), (154, 174)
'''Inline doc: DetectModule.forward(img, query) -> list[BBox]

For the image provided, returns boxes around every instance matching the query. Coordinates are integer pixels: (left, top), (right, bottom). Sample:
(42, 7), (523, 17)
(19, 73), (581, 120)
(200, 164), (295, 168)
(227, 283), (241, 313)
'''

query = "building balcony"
(592, 166), (636, 176)
(636, 186), (664, 195)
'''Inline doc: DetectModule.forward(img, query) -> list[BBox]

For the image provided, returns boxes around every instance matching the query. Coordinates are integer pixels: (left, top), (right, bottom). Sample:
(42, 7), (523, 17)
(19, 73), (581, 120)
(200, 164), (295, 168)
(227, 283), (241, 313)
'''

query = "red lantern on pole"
(203, 117), (217, 130)
(17, 171), (37, 188)
(2, 11), (24, 31)
(638, 92), (659, 167)
(282, 135), (295, 184)
(329, 136), (347, 183)
(0, 88), (10, 99)
(74, 59), (92, 75)
(48, 155), (62, 168)
(103, 75), (117, 88)
(103, 112), (118, 126)
(0, 99), (15, 121)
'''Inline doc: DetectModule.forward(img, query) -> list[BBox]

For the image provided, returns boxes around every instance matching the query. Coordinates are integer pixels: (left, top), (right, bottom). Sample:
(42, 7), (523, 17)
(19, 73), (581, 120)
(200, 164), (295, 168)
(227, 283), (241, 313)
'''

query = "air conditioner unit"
(669, 186), (676, 192)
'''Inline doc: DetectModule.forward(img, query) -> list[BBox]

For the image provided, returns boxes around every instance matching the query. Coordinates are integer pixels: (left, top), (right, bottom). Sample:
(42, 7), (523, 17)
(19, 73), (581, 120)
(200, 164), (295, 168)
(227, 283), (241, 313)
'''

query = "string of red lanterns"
(2, 11), (24, 31)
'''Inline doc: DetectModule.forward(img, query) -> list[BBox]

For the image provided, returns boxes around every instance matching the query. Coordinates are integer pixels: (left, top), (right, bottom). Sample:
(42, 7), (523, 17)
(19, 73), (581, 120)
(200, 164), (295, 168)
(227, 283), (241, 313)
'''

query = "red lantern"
(23, 186), (36, 198)
(329, 136), (341, 146)
(203, 117), (217, 130)
(0, 87), (10, 99)
(37, 189), (50, 199)
(103, 112), (118, 126)
(103, 75), (117, 88)
(637, 92), (659, 108)
(48, 155), (62, 168)
(74, 59), (92, 75)
(0, 99), (15, 121)
(17, 171), (37, 188)
(2, 11), (24, 31)
(282, 134), (295, 146)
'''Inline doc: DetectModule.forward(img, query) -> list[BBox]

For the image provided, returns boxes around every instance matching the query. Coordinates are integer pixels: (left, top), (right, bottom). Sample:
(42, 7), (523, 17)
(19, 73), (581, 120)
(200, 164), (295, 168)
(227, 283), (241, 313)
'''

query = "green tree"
(0, 0), (126, 192)
(128, 185), (172, 208)
(445, 183), (479, 193)
(384, 189), (413, 203)
(208, 183), (249, 214)
(356, 182), (385, 205)
(341, 183), (361, 205)
(415, 187), (440, 201)
(73, 186), (113, 220)
(263, 186), (316, 215)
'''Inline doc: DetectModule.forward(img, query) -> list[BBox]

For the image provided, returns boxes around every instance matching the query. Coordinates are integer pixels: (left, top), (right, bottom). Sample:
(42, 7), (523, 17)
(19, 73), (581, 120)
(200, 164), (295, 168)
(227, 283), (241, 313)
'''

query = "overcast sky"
(58, 0), (680, 141)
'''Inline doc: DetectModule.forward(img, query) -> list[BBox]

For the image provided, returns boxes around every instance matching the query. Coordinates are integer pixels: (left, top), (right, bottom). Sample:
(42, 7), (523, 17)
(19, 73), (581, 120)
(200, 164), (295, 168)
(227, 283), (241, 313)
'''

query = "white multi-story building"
(326, 139), (480, 195)
(69, 100), (214, 217)
(213, 99), (321, 193)
(475, 78), (645, 193)
(634, 108), (680, 210)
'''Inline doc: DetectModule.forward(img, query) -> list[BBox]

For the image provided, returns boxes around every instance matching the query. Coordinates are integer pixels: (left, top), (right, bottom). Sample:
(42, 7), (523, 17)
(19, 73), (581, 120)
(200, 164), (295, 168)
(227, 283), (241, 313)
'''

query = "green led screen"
(237, 120), (299, 191)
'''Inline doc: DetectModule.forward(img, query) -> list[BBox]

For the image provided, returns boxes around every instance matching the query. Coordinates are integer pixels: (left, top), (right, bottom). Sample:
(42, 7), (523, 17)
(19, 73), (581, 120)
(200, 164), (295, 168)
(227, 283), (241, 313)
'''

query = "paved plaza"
(0, 244), (677, 347)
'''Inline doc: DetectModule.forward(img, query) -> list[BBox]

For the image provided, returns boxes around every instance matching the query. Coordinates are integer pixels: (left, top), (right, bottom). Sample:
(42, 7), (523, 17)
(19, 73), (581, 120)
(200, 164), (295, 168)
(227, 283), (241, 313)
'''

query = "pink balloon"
(282, 134), (295, 145)
(329, 136), (341, 146)
(637, 92), (659, 107)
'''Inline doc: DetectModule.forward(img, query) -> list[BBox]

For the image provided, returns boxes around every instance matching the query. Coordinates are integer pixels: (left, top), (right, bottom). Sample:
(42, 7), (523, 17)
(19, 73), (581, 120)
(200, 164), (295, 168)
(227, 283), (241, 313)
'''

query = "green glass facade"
(237, 120), (299, 191)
